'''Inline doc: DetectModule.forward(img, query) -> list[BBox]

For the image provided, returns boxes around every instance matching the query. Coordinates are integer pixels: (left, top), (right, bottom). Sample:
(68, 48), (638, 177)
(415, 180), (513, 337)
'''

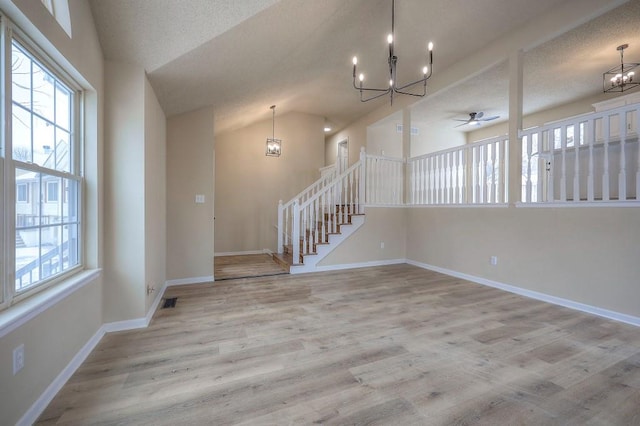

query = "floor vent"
(162, 297), (178, 309)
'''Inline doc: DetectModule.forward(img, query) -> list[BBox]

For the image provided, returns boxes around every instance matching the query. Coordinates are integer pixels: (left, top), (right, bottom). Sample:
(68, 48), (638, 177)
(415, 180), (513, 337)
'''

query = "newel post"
(359, 147), (366, 213)
(277, 199), (283, 253)
(292, 200), (300, 264)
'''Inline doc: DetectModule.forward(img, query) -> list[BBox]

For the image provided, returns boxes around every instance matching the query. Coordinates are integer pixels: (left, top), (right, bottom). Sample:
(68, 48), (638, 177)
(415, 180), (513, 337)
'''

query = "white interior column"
(508, 49), (524, 206)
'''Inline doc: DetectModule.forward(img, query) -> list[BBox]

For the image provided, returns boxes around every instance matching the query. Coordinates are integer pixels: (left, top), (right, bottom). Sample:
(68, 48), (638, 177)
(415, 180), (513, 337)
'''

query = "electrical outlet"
(13, 344), (24, 375)
(490, 256), (498, 266)
(146, 285), (155, 295)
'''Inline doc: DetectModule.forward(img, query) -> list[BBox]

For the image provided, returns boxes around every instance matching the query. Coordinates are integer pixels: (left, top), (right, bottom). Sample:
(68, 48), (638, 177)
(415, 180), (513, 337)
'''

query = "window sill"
(0, 269), (101, 339)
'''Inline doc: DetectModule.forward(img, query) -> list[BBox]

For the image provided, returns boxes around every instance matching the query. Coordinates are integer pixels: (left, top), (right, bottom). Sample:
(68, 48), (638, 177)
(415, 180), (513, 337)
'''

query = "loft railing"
(520, 103), (640, 203)
(407, 135), (509, 205)
(365, 154), (404, 205)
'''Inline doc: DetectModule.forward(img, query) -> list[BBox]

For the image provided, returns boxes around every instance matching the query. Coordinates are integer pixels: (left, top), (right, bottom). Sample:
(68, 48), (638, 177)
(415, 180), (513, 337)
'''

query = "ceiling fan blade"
(453, 119), (470, 122)
(454, 122), (469, 128)
(480, 115), (500, 121)
(475, 111), (484, 119)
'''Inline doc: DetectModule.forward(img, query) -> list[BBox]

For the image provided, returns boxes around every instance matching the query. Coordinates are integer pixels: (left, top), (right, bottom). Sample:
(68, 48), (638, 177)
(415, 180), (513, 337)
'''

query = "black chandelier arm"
(352, 74), (392, 93)
(395, 74), (431, 92)
(359, 88), (392, 102)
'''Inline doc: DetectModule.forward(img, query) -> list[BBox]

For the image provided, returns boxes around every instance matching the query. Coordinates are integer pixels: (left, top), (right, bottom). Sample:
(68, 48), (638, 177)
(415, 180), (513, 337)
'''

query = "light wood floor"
(214, 254), (288, 280)
(37, 264), (640, 425)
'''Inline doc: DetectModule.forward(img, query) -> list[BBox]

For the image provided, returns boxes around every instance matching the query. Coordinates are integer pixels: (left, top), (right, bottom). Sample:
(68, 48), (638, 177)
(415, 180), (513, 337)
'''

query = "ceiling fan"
(454, 112), (499, 128)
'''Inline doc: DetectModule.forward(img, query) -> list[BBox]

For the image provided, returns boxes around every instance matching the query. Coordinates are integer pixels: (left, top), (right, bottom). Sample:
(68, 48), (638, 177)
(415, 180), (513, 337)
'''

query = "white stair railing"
(277, 167), (337, 253)
(292, 153), (365, 263)
(407, 135), (509, 205)
(520, 102), (640, 203)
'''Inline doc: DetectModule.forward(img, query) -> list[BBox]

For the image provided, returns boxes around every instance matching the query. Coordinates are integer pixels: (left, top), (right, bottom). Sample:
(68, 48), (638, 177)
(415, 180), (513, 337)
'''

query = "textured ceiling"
(89, 0), (640, 136)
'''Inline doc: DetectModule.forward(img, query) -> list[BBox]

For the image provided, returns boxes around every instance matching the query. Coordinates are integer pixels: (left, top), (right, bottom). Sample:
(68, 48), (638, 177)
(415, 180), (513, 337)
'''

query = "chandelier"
(265, 105), (281, 157)
(603, 44), (639, 93)
(351, 0), (434, 104)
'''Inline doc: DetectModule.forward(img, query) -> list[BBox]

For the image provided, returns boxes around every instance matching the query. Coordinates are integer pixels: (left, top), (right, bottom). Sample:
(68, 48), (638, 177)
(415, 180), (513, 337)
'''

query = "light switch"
(195, 194), (205, 204)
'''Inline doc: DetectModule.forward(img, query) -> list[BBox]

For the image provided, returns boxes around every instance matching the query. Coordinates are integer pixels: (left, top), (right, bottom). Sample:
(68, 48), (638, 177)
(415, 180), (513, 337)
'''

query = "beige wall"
(412, 123), (466, 156)
(103, 61), (146, 321)
(367, 120), (403, 158)
(406, 206), (640, 318)
(0, 1), (105, 425)
(215, 111), (324, 253)
(144, 78), (167, 309)
(103, 65), (167, 318)
(166, 108), (215, 281)
(319, 207), (407, 267)
(0, 282), (103, 425)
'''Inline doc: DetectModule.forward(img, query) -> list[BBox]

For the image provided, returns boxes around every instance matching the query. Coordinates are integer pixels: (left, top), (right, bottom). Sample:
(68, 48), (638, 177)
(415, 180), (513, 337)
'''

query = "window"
(5, 33), (82, 303)
(17, 183), (28, 202)
(46, 180), (59, 202)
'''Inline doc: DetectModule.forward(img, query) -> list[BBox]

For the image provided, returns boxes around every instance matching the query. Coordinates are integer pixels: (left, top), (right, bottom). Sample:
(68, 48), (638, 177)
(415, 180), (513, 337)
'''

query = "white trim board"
(406, 259), (640, 328)
(214, 249), (272, 256)
(165, 276), (215, 287)
(0, 269), (102, 339)
(311, 258), (405, 273)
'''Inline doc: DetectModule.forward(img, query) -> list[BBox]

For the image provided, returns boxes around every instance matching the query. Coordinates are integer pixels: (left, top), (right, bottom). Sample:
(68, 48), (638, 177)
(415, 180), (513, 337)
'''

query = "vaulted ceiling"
(89, 0), (640, 136)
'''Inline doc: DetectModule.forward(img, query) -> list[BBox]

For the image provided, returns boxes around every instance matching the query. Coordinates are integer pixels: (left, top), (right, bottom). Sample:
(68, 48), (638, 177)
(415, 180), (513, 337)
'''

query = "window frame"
(1, 19), (84, 310)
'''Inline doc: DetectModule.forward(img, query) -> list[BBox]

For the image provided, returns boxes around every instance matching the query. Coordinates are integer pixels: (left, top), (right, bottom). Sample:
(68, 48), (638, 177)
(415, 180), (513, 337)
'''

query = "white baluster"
(292, 201), (300, 263)
(573, 123), (580, 202)
(603, 116), (610, 201)
(545, 130), (554, 202)
(498, 138), (505, 203)
(359, 148), (366, 212)
(619, 112), (627, 201)
(452, 151), (458, 203)
(427, 157), (432, 204)
(277, 200), (284, 253)
(636, 107), (640, 200)
(587, 119), (594, 201)
(479, 145), (486, 203)
(560, 127), (567, 202)
(490, 142), (497, 203)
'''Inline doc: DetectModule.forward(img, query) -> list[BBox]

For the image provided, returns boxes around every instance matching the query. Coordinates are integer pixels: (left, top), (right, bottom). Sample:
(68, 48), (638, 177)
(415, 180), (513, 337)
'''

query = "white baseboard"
(297, 258), (405, 274)
(406, 259), (640, 328)
(18, 278), (171, 425)
(165, 275), (215, 287)
(214, 249), (272, 256)
(17, 326), (106, 426)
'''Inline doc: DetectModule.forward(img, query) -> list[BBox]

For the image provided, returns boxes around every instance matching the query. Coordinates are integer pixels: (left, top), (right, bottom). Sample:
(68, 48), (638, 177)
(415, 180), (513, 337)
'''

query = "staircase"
(274, 205), (365, 273)
(16, 232), (26, 248)
(275, 148), (367, 273)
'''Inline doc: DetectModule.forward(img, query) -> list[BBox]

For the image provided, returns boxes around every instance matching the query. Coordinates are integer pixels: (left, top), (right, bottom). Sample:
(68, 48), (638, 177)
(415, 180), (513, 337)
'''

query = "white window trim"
(1, 16), (84, 311)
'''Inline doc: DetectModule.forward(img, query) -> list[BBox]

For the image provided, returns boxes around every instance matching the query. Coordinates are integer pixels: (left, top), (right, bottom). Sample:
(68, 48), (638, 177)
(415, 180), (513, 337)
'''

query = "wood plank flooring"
(37, 264), (640, 425)
(214, 254), (288, 280)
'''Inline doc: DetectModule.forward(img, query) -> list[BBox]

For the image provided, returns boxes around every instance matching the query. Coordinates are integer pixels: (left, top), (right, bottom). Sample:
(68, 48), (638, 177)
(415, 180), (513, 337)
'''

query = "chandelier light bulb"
(353, 56), (358, 65)
(389, 79), (394, 87)
(359, 73), (365, 82)
(423, 66), (428, 75)
(387, 34), (393, 44)
(428, 41), (434, 51)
